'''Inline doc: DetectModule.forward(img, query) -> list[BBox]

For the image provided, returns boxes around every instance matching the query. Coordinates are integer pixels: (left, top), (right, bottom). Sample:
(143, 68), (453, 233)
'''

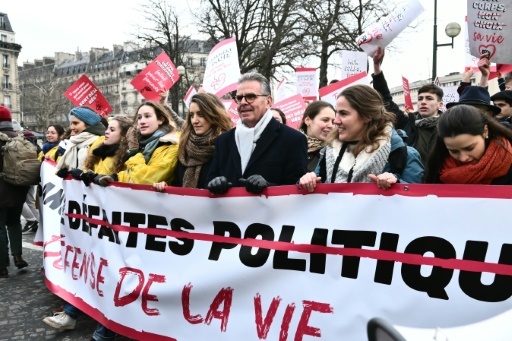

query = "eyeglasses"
(234, 93), (269, 104)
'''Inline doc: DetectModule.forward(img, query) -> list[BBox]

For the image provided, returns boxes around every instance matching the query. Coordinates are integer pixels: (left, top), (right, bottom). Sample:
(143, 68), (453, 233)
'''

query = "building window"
(3, 75), (9, 89)
(4, 95), (10, 108)
(0, 34), (6, 42)
(200, 58), (206, 67)
(187, 58), (193, 66)
(2, 55), (8, 68)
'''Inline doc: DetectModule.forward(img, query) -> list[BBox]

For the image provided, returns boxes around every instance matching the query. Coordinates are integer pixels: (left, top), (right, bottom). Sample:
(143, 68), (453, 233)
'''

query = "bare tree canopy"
(134, 0), (191, 113)
(19, 65), (70, 130)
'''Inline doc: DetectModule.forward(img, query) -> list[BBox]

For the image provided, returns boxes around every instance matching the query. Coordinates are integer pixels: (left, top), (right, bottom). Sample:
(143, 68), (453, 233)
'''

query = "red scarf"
(439, 137), (512, 184)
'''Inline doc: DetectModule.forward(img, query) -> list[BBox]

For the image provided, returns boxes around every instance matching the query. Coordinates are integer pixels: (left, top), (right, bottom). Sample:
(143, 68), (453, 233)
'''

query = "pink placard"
(221, 99), (240, 127)
(273, 94), (307, 130)
(64, 75), (112, 117)
(130, 51), (180, 101)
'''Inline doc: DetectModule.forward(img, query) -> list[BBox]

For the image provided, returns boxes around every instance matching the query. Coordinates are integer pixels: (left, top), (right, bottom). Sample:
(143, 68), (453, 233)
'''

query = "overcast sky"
(2, 0), (467, 88)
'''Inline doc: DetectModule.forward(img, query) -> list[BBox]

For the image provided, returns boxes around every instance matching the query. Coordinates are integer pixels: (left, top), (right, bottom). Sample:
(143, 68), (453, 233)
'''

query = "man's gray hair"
(238, 72), (272, 96)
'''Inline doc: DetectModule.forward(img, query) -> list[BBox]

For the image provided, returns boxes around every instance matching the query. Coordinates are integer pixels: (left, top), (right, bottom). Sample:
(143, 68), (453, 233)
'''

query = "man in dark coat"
(371, 47), (443, 167)
(0, 106), (29, 278)
(207, 72), (308, 194)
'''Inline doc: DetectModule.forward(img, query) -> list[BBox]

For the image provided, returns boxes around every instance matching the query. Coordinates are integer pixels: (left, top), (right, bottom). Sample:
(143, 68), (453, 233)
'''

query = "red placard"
(221, 99), (240, 127)
(273, 94), (307, 130)
(130, 52), (180, 101)
(64, 75), (112, 117)
(402, 76), (414, 112)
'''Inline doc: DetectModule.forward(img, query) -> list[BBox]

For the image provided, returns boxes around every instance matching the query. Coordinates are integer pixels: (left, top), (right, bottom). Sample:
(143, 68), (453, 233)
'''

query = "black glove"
(69, 169), (84, 180)
(56, 168), (69, 178)
(81, 170), (97, 186)
(240, 174), (269, 194)
(93, 173), (118, 187)
(207, 176), (232, 195)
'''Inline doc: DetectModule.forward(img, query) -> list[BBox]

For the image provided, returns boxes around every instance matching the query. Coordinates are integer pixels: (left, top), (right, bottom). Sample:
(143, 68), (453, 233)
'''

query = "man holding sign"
(207, 72), (307, 194)
(371, 47), (443, 166)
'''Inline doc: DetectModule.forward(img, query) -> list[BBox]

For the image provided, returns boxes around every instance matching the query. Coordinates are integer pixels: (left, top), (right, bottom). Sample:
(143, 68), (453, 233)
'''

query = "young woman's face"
(443, 131), (487, 164)
(305, 107), (335, 141)
(334, 96), (368, 142)
(189, 102), (212, 136)
(104, 120), (122, 146)
(46, 126), (60, 143)
(69, 116), (87, 136)
(137, 105), (163, 136)
(271, 109), (283, 123)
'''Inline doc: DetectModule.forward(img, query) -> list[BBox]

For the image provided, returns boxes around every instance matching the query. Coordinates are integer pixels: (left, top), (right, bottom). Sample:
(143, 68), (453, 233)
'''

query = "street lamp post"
(432, 0), (461, 82)
(177, 65), (186, 117)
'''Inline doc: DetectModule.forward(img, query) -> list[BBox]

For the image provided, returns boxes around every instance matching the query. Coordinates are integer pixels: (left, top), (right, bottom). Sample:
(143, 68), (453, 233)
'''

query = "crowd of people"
(1, 51), (512, 339)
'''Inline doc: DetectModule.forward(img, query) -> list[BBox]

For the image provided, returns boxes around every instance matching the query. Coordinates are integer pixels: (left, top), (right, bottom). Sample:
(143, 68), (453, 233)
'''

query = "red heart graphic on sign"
(302, 88), (310, 96)
(211, 73), (226, 91)
(479, 44), (496, 59)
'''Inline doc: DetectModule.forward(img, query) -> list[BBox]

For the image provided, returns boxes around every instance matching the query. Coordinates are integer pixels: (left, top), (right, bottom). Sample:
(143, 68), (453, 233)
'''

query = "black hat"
(491, 90), (512, 106)
(446, 86), (501, 114)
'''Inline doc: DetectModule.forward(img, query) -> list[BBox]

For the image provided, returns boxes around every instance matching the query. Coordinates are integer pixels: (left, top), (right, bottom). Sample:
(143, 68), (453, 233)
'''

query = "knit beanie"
(70, 107), (101, 126)
(0, 106), (13, 130)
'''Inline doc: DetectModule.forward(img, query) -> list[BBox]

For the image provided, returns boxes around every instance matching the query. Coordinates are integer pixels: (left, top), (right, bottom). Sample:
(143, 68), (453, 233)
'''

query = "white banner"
(441, 86), (460, 112)
(274, 78), (288, 103)
(202, 37), (240, 98)
(40, 162), (512, 340)
(340, 50), (368, 80)
(356, 0), (425, 57)
(183, 85), (197, 109)
(467, 0), (512, 64)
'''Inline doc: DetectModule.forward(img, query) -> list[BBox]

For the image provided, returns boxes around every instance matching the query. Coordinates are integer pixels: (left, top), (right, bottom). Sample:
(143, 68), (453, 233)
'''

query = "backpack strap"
(388, 145), (408, 178)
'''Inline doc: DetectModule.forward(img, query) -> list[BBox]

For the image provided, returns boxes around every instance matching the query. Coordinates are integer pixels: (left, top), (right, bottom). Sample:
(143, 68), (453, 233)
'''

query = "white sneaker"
(42, 311), (76, 330)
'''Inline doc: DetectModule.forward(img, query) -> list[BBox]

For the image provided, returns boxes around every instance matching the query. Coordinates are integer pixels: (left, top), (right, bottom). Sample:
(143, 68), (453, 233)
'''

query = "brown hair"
(299, 100), (335, 132)
(179, 93), (232, 155)
(327, 84), (395, 156)
(84, 115), (132, 173)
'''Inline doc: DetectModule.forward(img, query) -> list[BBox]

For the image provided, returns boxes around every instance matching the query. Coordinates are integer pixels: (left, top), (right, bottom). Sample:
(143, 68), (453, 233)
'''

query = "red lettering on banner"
(71, 247), (82, 280)
(142, 273), (166, 316)
(63, 245), (73, 272)
(79, 253), (90, 283)
(294, 301), (334, 340)
(254, 293), (282, 339)
(114, 267), (145, 307)
(89, 253), (96, 289)
(182, 283), (204, 324)
(204, 287), (234, 332)
(279, 303), (296, 341)
(96, 258), (109, 297)
(114, 267), (165, 316)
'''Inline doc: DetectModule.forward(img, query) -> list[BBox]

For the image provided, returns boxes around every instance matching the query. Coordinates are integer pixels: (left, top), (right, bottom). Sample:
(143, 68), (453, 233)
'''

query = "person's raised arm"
(159, 89), (185, 129)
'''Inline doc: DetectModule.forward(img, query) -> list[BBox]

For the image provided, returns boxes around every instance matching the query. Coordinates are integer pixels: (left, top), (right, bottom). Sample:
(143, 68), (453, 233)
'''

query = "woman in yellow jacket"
(38, 124), (65, 161)
(95, 101), (179, 186)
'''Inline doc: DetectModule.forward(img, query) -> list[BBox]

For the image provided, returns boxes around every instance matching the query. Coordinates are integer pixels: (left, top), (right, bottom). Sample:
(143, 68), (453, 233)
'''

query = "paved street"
(0, 223), (133, 341)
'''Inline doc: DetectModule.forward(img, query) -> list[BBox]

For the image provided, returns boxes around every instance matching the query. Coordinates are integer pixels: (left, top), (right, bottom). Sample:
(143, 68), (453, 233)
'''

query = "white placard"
(340, 50), (368, 80)
(202, 37), (240, 98)
(356, 0), (425, 57)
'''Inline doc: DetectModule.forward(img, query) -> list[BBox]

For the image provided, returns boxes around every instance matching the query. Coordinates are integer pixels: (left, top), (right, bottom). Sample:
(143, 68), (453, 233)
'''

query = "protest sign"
(464, 17), (500, 80)
(273, 94), (307, 129)
(441, 87), (460, 112)
(356, 0), (425, 57)
(130, 52), (180, 101)
(64, 75), (112, 117)
(340, 50), (368, 80)
(467, 0), (512, 64)
(202, 38), (240, 98)
(318, 72), (369, 108)
(402, 76), (414, 111)
(295, 68), (318, 101)
(274, 78), (288, 103)
(221, 99), (240, 127)
(183, 85), (197, 109)
(40, 161), (512, 341)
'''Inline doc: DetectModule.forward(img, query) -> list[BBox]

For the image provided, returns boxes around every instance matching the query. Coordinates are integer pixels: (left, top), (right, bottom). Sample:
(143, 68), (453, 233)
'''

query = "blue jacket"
(315, 129), (424, 184)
